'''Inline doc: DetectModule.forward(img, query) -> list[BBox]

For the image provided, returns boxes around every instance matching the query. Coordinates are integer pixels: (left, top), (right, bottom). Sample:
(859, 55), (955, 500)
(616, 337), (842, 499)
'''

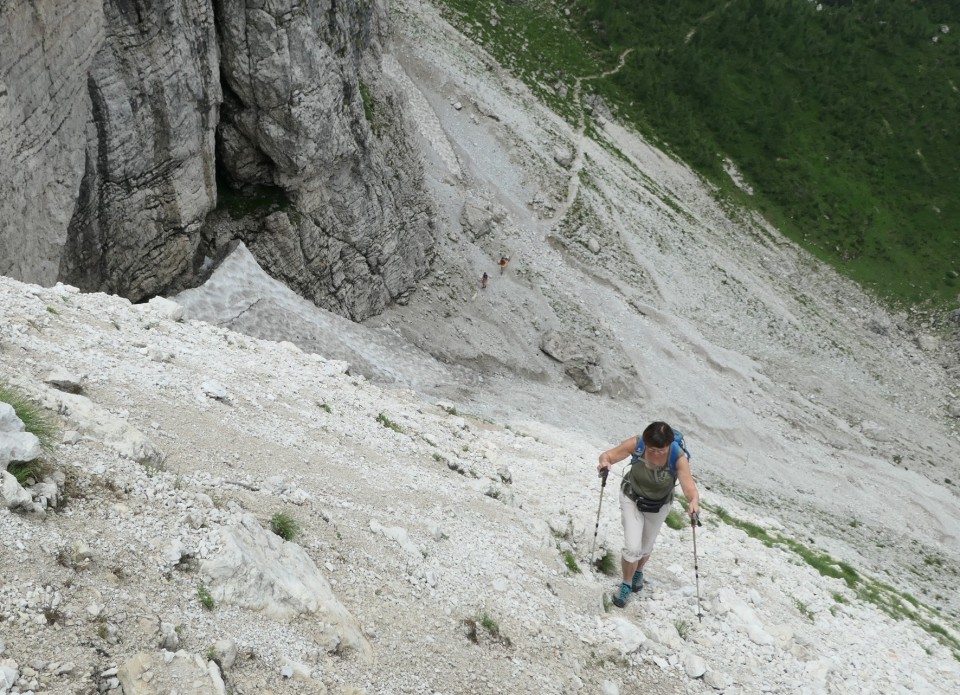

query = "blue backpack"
(630, 430), (691, 479)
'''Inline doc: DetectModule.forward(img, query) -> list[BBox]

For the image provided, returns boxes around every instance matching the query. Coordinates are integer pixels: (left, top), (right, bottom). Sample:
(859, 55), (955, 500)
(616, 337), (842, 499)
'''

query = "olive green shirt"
(625, 454), (676, 503)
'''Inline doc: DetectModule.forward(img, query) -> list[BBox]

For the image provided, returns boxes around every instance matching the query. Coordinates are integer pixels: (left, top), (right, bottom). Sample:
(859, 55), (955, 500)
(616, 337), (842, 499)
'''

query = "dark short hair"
(642, 421), (674, 448)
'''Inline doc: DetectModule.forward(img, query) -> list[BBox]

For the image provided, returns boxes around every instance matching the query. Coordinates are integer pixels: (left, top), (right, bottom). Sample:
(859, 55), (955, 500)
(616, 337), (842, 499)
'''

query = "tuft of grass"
(443, 405), (460, 416)
(793, 597), (815, 622)
(7, 461), (45, 485)
(602, 593), (612, 613)
(674, 619), (690, 640)
(594, 550), (619, 577)
(464, 611), (512, 647)
(0, 382), (61, 454)
(562, 550), (581, 574)
(197, 584), (215, 610)
(706, 501), (960, 658)
(665, 508), (686, 530)
(376, 412), (404, 433)
(46, 306), (59, 315)
(270, 511), (299, 541)
(318, 402), (332, 414)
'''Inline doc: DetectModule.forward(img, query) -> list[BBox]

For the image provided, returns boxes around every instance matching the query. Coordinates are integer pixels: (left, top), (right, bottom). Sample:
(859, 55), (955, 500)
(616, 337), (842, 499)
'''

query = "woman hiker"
(597, 421), (701, 608)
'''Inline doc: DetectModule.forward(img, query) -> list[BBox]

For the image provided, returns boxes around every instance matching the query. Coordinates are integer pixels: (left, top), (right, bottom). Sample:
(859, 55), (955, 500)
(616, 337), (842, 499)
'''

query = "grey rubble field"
(1, 276), (958, 695)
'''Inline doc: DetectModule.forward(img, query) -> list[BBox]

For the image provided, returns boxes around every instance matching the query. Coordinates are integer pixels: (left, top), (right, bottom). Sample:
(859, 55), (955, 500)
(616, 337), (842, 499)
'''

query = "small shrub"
(443, 406), (459, 416)
(674, 619), (690, 640)
(376, 412), (404, 433)
(562, 550), (581, 574)
(464, 611), (512, 647)
(197, 584), (215, 610)
(270, 511), (299, 541)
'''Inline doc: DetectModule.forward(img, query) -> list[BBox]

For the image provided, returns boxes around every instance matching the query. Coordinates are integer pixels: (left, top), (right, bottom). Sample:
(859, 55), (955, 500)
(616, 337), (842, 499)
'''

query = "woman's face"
(645, 443), (670, 464)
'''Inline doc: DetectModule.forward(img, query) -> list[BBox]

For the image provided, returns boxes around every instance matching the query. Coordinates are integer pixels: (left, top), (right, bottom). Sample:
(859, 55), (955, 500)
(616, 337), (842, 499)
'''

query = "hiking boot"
(631, 570), (644, 593)
(612, 582), (631, 608)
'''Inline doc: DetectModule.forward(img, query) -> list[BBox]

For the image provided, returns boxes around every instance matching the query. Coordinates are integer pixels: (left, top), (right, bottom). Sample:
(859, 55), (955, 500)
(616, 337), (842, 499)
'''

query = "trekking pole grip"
(600, 468), (608, 487)
(691, 511), (701, 527)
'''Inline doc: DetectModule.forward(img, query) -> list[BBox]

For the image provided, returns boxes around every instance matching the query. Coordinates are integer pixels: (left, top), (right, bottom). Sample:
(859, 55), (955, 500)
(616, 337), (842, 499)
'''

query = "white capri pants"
(619, 488), (671, 563)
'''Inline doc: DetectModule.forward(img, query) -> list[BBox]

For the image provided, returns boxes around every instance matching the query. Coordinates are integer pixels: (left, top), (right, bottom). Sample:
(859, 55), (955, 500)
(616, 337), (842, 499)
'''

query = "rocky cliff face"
(60, 0), (221, 300)
(214, 0), (434, 320)
(0, 0), (434, 320)
(0, 1), (104, 285)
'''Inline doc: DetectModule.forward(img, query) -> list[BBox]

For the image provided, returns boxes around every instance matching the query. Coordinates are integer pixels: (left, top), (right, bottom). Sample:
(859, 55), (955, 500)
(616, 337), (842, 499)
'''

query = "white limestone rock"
(201, 514), (371, 660)
(609, 617), (645, 654)
(44, 367), (84, 393)
(0, 431), (41, 467)
(1, 471), (34, 511)
(683, 652), (707, 678)
(0, 404), (24, 433)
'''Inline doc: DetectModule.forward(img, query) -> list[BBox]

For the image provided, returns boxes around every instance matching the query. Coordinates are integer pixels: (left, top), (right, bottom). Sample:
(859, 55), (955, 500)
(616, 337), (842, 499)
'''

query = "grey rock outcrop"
(214, 0), (435, 320)
(201, 514), (372, 660)
(0, 1), (104, 285)
(2, 0), (434, 321)
(61, 0), (222, 300)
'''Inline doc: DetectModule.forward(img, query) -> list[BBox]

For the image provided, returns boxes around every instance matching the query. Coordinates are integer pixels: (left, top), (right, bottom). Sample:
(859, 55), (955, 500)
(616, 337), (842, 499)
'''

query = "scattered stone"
(201, 381), (229, 402)
(144, 297), (185, 322)
(683, 652), (707, 678)
(44, 367), (84, 393)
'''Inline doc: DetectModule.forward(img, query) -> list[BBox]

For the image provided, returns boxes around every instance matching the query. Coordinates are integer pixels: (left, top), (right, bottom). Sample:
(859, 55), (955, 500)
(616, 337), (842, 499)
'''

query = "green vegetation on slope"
(435, 0), (960, 309)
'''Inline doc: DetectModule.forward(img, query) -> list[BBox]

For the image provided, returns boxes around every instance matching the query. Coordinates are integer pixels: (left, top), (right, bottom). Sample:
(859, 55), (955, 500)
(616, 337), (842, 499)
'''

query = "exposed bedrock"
(0, 0), (434, 320)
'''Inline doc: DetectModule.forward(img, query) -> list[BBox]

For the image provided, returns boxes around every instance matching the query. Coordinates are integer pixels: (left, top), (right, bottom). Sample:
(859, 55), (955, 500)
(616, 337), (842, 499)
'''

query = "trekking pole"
(691, 511), (704, 622)
(589, 468), (609, 564)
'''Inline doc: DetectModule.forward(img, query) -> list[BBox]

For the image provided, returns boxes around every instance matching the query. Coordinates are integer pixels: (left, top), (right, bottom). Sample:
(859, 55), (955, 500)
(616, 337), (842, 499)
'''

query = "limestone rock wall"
(60, 0), (221, 300)
(0, 0), (434, 319)
(0, 1), (104, 285)
(216, 0), (434, 320)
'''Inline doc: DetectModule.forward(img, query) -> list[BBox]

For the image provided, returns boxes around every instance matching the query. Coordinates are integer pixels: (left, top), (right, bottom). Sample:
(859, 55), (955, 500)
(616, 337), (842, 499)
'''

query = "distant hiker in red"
(498, 256), (509, 274)
(480, 272), (489, 289)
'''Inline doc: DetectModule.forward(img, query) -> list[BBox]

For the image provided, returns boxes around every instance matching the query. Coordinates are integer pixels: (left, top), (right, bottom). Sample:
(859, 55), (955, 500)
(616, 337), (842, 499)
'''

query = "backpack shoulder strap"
(667, 442), (680, 478)
(629, 435), (644, 466)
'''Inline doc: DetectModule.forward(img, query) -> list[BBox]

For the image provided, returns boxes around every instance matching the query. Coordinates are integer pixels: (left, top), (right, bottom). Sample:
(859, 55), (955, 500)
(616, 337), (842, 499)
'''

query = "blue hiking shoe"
(612, 582), (631, 608)
(631, 570), (644, 593)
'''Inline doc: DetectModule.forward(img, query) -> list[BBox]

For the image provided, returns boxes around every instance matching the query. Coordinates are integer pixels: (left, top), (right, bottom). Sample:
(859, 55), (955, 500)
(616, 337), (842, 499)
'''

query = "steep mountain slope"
(2, 0), (960, 693)
(2, 275), (959, 694)
(375, 0), (960, 614)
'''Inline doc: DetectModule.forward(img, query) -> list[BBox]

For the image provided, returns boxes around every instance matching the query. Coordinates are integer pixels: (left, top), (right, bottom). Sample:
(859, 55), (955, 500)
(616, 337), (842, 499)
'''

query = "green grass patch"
(7, 461), (46, 485)
(594, 549), (618, 577)
(562, 550), (581, 574)
(707, 502), (960, 659)
(376, 412), (404, 433)
(0, 383), (60, 454)
(665, 508), (686, 530)
(197, 584), (215, 611)
(270, 511), (300, 542)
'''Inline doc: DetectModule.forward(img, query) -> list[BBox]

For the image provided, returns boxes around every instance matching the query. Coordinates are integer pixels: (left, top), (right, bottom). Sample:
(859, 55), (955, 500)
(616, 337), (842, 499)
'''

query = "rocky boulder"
(201, 514), (372, 660)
